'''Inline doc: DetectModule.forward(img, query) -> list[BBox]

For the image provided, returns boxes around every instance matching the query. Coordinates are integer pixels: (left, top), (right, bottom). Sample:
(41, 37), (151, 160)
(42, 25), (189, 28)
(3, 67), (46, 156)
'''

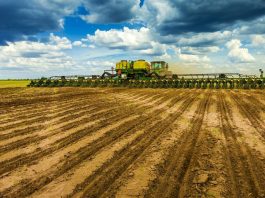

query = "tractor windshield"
(151, 61), (168, 70)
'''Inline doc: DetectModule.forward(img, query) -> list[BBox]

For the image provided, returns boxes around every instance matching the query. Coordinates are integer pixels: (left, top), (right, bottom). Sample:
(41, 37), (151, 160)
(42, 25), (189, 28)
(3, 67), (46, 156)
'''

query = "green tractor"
(149, 61), (173, 79)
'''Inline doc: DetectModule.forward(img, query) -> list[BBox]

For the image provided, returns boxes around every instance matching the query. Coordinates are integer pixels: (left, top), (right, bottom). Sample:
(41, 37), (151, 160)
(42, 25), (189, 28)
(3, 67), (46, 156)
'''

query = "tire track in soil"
(0, 93), (166, 191)
(175, 93), (214, 198)
(0, 99), (116, 143)
(0, 92), (169, 193)
(0, 95), (120, 140)
(224, 93), (265, 158)
(0, 92), (90, 119)
(0, 89), (157, 137)
(0, 87), (127, 120)
(0, 116), (138, 193)
(101, 92), (201, 198)
(0, 92), (168, 193)
(232, 91), (265, 120)
(0, 88), (149, 129)
(0, 90), (164, 147)
(0, 91), (100, 108)
(0, 92), (90, 120)
(0, 106), (110, 155)
(230, 91), (265, 139)
(144, 91), (211, 198)
(67, 91), (200, 198)
(0, 94), (99, 127)
(175, 93), (230, 198)
(0, 102), (107, 147)
(1, 91), (195, 197)
(217, 91), (265, 198)
(250, 90), (265, 97)
(0, 92), (166, 160)
(239, 92), (265, 112)
(0, 92), (171, 176)
(29, 91), (188, 198)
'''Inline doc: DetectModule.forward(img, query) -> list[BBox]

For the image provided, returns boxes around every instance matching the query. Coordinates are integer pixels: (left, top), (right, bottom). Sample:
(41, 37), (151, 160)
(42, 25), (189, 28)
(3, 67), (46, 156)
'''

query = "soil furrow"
(1, 92), (193, 197)
(0, 88), (264, 198)
(0, 93), (169, 176)
(68, 92), (200, 198)
(0, 106), (108, 155)
(0, 91), (101, 108)
(217, 91), (265, 198)
(0, 94), (94, 125)
(101, 93), (201, 198)
(0, 95), (100, 127)
(144, 91), (211, 198)
(0, 91), (158, 139)
(230, 92), (265, 139)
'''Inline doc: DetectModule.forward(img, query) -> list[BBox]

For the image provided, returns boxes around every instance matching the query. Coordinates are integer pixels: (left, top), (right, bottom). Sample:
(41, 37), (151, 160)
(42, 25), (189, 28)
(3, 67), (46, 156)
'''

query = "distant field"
(0, 80), (30, 88)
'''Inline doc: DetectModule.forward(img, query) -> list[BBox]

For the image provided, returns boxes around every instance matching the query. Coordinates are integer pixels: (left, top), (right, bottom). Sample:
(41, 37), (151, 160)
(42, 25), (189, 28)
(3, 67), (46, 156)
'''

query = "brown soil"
(0, 88), (264, 198)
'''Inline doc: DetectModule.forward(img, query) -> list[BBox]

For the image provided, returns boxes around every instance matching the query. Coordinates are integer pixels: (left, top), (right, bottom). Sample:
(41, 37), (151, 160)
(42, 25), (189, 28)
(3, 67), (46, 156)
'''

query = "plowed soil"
(0, 88), (264, 198)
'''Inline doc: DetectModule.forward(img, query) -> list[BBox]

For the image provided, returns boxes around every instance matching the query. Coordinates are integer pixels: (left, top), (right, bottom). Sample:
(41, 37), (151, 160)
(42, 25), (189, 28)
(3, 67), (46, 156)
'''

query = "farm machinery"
(28, 60), (265, 89)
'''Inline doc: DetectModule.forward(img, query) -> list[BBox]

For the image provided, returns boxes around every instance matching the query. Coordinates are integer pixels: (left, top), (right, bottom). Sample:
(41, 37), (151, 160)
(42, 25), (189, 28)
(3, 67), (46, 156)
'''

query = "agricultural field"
(0, 80), (30, 88)
(0, 87), (264, 198)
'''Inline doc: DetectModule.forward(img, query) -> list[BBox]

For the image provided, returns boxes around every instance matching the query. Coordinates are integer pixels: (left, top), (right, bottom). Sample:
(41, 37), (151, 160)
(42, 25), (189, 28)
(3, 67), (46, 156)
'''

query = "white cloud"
(73, 41), (82, 46)
(59, 19), (65, 29)
(251, 35), (265, 46)
(86, 27), (171, 57)
(140, 41), (168, 56)
(155, 53), (171, 60)
(81, 44), (88, 48)
(86, 60), (114, 67)
(88, 44), (96, 49)
(179, 53), (210, 63)
(0, 34), (74, 71)
(87, 27), (152, 50)
(49, 33), (72, 49)
(86, 60), (115, 73)
(226, 39), (255, 62)
(140, 0), (178, 27)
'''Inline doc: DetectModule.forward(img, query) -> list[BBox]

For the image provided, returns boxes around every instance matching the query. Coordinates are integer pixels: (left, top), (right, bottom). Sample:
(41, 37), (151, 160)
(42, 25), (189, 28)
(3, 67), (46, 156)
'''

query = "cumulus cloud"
(251, 35), (265, 47)
(226, 39), (255, 62)
(87, 27), (152, 50)
(81, 0), (140, 23)
(85, 26), (221, 62)
(140, 42), (168, 56)
(142, 0), (265, 35)
(73, 41), (82, 46)
(86, 60), (114, 67)
(0, 34), (74, 71)
(49, 34), (72, 49)
(85, 60), (116, 73)
(86, 27), (178, 57)
(179, 54), (210, 63)
(0, 0), (82, 44)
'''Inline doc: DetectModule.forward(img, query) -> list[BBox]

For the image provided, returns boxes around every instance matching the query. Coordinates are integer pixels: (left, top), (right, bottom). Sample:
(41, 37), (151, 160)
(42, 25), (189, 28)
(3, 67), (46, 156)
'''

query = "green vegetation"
(0, 80), (31, 88)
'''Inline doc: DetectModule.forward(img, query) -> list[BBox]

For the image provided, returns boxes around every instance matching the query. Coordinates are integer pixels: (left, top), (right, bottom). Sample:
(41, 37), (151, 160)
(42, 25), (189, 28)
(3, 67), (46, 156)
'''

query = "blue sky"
(0, 0), (264, 78)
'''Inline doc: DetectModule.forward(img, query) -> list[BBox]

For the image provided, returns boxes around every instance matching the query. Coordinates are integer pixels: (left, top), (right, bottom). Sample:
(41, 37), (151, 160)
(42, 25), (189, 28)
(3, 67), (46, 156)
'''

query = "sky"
(0, 0), (265, 79)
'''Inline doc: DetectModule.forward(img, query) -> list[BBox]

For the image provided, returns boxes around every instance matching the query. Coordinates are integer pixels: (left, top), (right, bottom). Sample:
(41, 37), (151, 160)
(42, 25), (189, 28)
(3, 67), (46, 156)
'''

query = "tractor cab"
(218, 74), (227, 79)
(151, 61), (172, 78)
(151, 61), (168, 71)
